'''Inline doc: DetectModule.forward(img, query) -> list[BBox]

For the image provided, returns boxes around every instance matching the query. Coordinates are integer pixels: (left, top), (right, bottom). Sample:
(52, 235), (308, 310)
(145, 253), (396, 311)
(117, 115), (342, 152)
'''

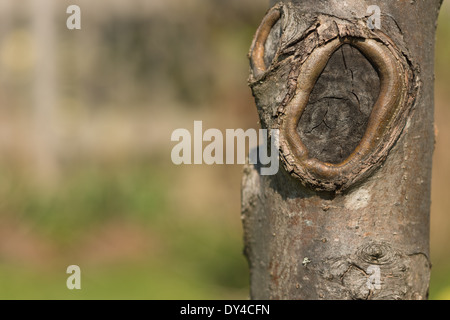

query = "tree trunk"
(31, 0), (59, 184)
(242, 0), (443, 300)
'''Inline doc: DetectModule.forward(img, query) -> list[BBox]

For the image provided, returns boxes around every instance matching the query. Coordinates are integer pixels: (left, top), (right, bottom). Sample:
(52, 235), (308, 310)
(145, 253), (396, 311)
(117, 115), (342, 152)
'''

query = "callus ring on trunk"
(248, 3), (419, 192)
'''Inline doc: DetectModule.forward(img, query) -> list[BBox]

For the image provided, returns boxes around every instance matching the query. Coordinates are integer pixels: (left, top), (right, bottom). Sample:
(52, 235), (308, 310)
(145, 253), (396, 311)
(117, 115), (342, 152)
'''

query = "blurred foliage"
(0, 162), (249, 299)
(430, 2), (450, 301)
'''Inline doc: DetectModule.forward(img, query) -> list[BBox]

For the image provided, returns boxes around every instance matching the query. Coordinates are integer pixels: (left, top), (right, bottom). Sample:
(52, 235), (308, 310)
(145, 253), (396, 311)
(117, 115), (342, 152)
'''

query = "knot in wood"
(248, 2), (420, 192)
(357, 241), (400, 265)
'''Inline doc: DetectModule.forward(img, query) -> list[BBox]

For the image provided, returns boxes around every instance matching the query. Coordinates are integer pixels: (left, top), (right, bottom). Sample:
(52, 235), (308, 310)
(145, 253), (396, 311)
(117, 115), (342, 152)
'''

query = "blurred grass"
(0, 263), (245, 300)
(1, 154), (446, 299)
(0, 162), (249, 299)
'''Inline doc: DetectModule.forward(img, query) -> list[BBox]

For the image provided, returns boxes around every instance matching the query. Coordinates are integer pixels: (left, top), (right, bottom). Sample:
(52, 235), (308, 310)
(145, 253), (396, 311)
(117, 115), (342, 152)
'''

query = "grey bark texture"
(242, 0), (443, 300)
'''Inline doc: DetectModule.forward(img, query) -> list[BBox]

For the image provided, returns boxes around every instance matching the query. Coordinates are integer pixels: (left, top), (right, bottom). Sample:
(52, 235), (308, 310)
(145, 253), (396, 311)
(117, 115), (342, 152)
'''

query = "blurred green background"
(0, 0), (448, 299)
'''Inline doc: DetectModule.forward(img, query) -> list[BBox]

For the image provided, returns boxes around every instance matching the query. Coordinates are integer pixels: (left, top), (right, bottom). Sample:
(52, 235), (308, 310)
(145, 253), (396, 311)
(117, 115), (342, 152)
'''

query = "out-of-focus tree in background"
(0, 0), (447, 299)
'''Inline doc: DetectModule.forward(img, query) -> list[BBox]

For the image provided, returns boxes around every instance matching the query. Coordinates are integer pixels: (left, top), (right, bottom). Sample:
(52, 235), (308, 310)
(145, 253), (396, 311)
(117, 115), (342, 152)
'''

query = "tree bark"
(242, 0), (443, 300)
